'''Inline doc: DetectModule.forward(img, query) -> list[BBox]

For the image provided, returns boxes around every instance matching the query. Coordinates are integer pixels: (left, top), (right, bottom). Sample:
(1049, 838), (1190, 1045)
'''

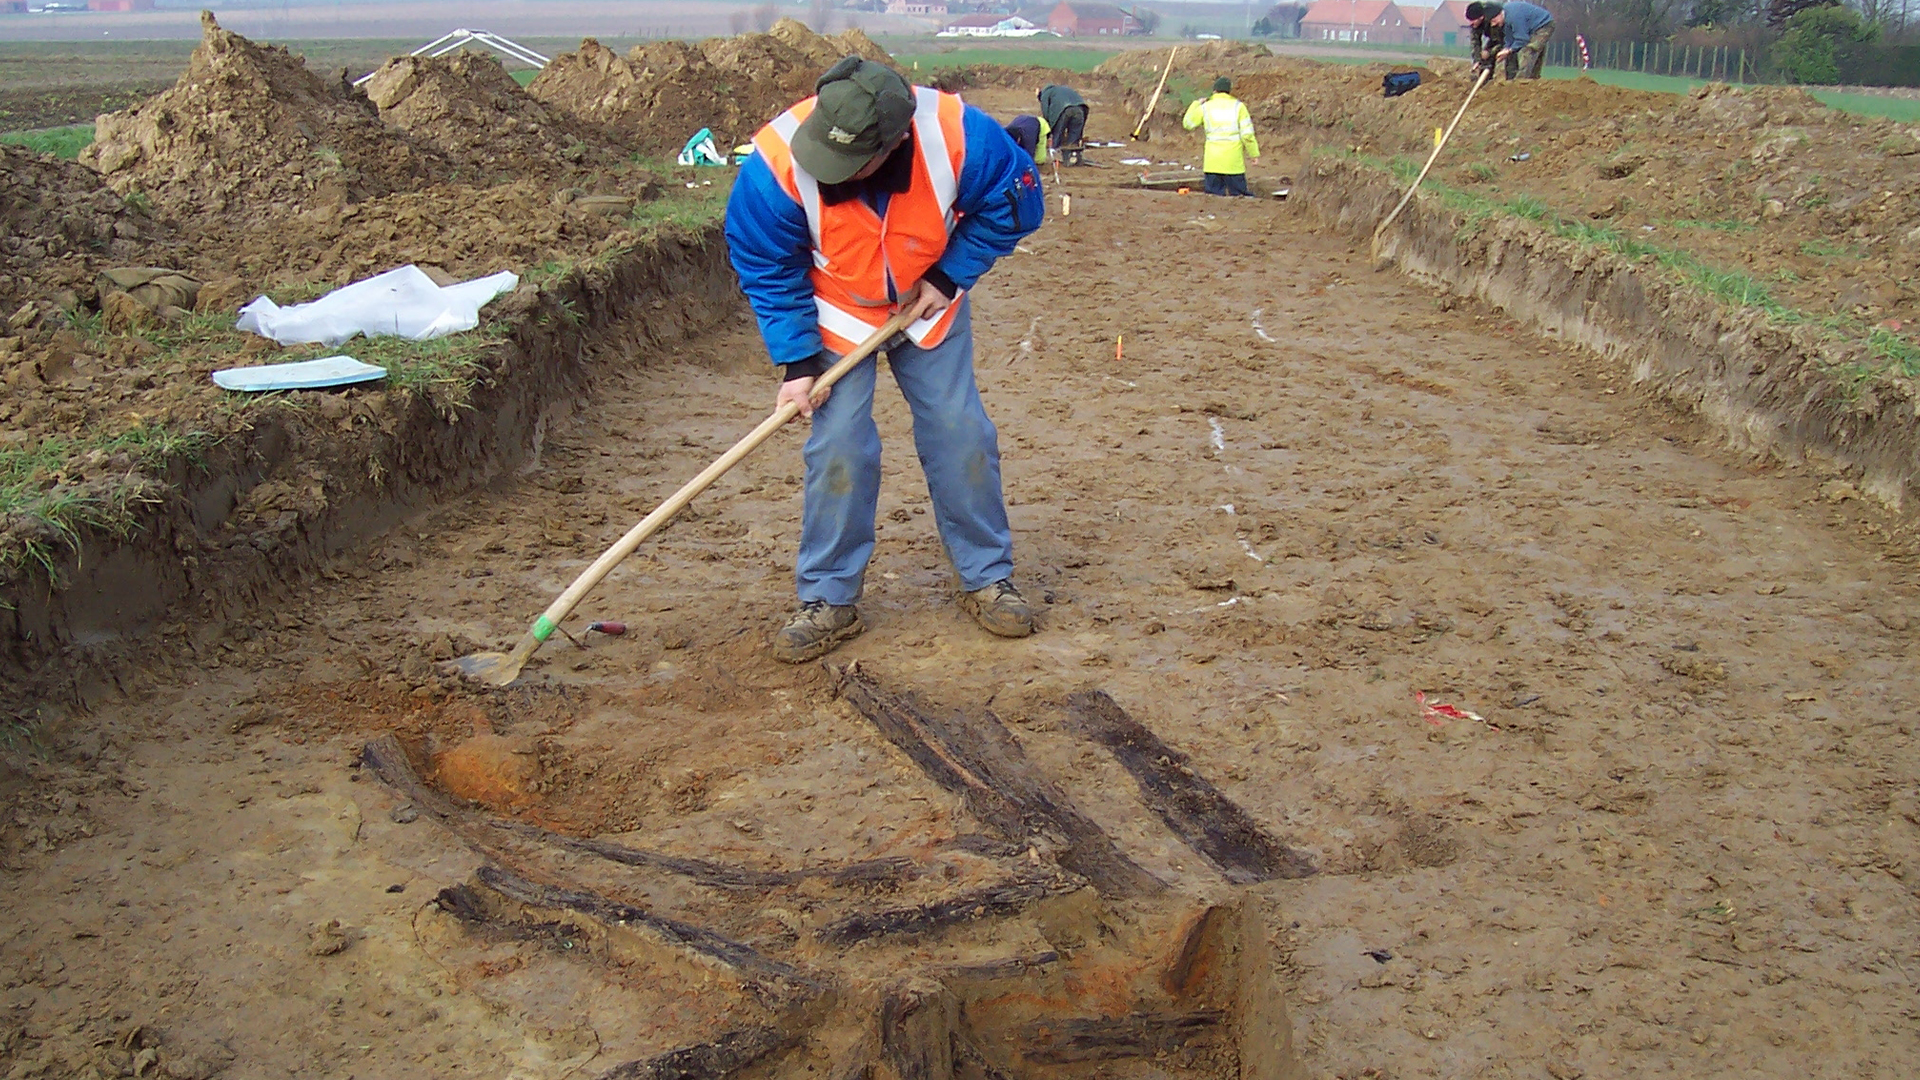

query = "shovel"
(448, 311), (914, 687)
(1371, 66), (1493, 258)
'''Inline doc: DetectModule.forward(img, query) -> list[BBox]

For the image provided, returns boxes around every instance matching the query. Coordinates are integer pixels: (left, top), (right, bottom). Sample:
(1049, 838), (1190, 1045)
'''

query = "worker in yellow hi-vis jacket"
(1181, 77), (1260, 197)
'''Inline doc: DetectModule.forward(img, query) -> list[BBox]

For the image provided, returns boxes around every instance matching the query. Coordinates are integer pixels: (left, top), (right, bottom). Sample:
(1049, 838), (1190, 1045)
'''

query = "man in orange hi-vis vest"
(725, 57), (1045, 663)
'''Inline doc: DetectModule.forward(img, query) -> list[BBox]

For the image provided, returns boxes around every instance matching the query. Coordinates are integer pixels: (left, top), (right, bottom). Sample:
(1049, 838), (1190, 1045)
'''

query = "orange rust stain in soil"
(434, 731), (545, 813)
(975, 956), (1145, 1022)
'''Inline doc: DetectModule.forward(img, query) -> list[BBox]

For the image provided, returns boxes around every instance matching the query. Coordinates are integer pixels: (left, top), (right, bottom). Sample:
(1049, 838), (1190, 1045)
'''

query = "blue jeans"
(1204, 172), (1251, 197)
(798, 298), (1013, 606)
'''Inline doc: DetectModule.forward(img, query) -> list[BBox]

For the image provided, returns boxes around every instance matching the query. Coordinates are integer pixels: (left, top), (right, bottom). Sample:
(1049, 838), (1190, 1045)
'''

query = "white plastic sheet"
(235, 265), (519, 347)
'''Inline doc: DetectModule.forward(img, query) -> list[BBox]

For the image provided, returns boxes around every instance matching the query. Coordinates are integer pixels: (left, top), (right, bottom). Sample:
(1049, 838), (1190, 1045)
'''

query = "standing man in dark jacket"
(1036, 84), (1089, 165)
(726, 57), (1046, 662)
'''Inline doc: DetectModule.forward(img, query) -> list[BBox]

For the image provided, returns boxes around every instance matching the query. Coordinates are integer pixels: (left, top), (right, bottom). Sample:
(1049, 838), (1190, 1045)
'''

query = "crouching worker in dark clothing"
(1467, 1), (1555, 80)
(1036, 84), (1088, 165)
(1004, 114), (1050, 165)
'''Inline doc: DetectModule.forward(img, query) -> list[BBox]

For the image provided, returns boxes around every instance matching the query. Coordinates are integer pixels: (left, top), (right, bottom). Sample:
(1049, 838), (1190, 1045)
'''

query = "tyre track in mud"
(4, 156), (1920, 1076)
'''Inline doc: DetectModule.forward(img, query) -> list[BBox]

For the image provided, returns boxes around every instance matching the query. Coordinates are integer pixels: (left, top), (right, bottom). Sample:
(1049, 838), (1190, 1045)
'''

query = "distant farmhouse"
(1043, 1), (1145, 35)
(1401, 1), (1473, 44)
(939, 13), (1049, 35)
(1299, 0), (1414, 43)
(885, 0), (950, 15)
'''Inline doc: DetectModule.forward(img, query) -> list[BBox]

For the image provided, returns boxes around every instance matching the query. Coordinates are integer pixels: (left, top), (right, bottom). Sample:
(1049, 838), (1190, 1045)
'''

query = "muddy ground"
(5, 72), (1920, 1077)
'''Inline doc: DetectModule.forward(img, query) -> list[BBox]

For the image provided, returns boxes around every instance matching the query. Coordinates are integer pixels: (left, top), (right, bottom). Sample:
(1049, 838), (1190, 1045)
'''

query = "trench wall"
(3, 227), (741, 713)
(1300, 153), (1920, 514)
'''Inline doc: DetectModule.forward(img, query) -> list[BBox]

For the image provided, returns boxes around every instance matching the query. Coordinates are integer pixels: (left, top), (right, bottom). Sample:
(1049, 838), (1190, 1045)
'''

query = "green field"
(892, 46), (1119, 72)
(0, 123), (92, 159)
(1535, 66), (1920, 120)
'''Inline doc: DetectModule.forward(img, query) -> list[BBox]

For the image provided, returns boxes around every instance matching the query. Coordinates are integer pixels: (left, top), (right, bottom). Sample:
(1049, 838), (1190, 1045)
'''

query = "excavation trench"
(2, 228), (739, 716)
(1305, 154), (1920, 516)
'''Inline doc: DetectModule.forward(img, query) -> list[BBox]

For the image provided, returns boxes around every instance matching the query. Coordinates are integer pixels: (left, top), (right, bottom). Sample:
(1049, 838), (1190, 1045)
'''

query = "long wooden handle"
(1132, 47), (1178, 139)
(517, 312), (912, 648)
(1372, 67), (1491, 252)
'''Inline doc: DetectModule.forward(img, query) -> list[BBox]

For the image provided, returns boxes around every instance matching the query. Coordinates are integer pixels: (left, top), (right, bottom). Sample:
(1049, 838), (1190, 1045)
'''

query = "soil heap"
(0, 143), (177, 319)
(362, 50), (626, 183)
(529, 18), (896, 155)
(82, 12), (446, 217)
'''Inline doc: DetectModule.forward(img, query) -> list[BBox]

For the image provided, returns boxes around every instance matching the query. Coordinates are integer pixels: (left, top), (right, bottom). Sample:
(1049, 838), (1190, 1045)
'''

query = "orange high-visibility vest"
(751, 86), (968, 356)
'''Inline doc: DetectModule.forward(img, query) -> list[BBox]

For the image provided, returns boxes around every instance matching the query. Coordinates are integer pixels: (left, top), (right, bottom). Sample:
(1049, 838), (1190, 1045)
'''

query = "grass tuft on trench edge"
(0, 424), (209, 581)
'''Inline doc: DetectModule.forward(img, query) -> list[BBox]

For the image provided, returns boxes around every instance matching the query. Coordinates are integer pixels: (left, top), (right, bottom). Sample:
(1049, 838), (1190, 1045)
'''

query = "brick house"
(1401, 1), (1474, 44)
(1045, 1), (1143, 35)
(1298, 0), (1416, 43)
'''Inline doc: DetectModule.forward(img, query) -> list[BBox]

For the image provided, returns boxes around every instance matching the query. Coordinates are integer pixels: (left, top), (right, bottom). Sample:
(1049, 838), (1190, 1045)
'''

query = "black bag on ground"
(1383, 71), (1422, 97)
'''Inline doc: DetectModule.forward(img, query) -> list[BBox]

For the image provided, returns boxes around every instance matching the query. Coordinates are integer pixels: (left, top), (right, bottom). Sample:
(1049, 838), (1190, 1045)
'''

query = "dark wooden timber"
(880, 978), (957, 1080)
(818, 873), (1079, 946)
(953, 1034), (1018, 1080)
(597, 1026), (801, 1080)
(362, 734), (919, 891)
(1017, 1010), (1228, 1064)
(1064, 691), (1316, 882)
(835, 666), (1164, 898)
(442, 863), (825, 1007)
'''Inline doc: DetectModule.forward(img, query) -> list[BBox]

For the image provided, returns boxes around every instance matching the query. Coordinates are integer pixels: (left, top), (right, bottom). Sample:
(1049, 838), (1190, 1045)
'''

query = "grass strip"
(0, 424), (209, 578)
(1361, 148), (1918, 382)
(0, 123), (94, 160)
(893, 46), (1118, 72)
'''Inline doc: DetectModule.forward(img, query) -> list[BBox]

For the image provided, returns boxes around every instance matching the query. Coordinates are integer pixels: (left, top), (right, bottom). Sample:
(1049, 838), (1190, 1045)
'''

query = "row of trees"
(1550, 0), (1913, 40)
(1536, 0), (1916, 83)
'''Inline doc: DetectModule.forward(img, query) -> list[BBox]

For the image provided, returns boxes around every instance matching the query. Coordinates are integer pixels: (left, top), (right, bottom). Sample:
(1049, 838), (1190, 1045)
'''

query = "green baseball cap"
(793, 56), (915, 185)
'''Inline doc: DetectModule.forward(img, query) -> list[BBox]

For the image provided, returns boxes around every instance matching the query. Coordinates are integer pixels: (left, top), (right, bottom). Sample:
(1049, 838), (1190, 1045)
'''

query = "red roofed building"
(1299, 0), (1415, 43)
(1401, 1), (1473, 44)
(1045, 2), (1144, 35)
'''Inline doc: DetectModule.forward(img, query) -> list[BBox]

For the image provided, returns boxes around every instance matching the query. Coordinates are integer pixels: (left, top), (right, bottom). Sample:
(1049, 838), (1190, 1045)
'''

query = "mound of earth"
(0, 143), (178, 319)
(363, 51), (627, 183)
(530, 18), (895, 155)
(82, 12), (445, 217)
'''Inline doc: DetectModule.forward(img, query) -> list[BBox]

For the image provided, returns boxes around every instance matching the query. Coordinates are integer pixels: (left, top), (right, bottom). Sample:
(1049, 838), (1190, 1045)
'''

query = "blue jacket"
(1501, 1), (1553, 47)
(725, 101), (1045, 366)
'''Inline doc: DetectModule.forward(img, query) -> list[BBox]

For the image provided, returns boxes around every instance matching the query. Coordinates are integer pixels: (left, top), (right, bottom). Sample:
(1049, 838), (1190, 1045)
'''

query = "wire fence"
(1544, 38), (1755, 82)
(1541, 38), (1920, 87)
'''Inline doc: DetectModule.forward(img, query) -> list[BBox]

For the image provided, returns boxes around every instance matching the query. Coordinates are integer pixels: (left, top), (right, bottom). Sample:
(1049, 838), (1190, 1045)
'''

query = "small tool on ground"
(1131, 47), (1179, 141)
(1371, 67), (1492, 258)
(448, 312), (914, 686)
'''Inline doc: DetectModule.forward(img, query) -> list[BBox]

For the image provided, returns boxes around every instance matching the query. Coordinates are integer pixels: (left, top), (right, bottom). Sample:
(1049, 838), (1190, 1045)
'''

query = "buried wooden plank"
(818, 872), (1080, 946)
(362, 734), (919, 891)
(597, 1026), (802, 1080)
(1064, 691), (1316, 883)
(836, 665), (1164, 899)
(442, 863), (827, 1008)
(1017, 1010), (1228, 1064)
(880, 977), (958, 1080)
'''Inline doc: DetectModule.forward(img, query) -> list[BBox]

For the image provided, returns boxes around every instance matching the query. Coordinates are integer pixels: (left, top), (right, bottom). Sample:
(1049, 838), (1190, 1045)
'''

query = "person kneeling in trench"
(725, 57), (1046, 663)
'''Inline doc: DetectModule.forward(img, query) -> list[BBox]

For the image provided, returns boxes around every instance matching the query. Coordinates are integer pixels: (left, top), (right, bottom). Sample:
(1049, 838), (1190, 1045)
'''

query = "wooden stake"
(1131, 47), (1179, 140)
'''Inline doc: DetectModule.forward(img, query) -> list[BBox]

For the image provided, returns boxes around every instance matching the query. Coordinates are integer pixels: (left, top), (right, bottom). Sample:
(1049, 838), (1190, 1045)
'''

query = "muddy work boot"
(958, 579), (1034, 638)
(772, 600), (864, 663)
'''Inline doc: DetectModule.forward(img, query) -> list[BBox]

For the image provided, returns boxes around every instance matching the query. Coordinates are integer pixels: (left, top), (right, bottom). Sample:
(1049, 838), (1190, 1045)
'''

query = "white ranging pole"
(352, 30), (551, 87)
